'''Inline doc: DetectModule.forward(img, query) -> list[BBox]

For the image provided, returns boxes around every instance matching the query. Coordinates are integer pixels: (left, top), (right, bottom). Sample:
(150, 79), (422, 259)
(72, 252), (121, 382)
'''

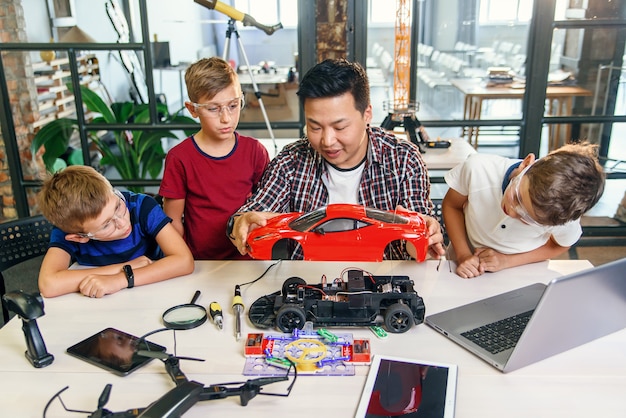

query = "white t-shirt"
(322, 162), (365, 204)
(444, 153), (581, 254)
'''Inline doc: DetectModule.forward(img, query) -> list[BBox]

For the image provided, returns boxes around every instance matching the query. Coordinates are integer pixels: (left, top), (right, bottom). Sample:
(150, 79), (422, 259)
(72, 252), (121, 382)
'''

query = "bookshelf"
(32, 54), (100, 131)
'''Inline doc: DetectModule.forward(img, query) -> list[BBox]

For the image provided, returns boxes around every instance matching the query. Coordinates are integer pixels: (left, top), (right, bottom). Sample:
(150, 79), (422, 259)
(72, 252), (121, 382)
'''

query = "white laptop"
(425, 257), (626, 372)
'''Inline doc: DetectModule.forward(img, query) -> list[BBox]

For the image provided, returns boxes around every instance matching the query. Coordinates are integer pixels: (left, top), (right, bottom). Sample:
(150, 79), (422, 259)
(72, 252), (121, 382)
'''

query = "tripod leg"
(234, 34), (277, 154)
(222, 36), (231, 61)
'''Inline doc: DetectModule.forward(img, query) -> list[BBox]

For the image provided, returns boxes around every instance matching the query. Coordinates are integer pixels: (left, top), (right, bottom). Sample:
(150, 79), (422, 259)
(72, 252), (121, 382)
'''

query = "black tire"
(384, 303), (414, 333)
(276, 305), (306, 333)
(282, 276), (306, 297)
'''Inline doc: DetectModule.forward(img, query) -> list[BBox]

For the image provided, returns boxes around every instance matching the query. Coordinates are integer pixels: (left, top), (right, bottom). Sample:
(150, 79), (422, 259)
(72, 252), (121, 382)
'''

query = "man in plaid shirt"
(228, 59), (444, 261)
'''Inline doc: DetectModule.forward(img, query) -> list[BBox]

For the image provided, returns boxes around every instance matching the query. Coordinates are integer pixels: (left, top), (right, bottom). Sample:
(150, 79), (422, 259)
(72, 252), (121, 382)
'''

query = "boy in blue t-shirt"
(38, 166), (194, 298)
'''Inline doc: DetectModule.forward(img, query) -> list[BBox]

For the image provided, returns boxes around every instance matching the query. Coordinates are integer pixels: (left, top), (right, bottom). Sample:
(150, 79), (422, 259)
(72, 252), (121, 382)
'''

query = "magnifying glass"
(162, 290), (208, 330)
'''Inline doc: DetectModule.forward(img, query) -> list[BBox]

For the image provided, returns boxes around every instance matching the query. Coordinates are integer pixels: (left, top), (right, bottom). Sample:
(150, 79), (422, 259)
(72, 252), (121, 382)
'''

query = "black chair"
(0, 215), (53, 327)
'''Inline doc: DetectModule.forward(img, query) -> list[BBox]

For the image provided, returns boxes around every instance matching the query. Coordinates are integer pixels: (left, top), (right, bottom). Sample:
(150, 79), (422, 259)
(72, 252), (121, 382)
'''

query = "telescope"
(194, 0), (283, 35)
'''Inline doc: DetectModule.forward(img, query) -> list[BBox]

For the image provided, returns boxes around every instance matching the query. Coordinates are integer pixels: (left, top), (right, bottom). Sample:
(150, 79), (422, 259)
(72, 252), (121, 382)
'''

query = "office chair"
(0, 215), (52, 327)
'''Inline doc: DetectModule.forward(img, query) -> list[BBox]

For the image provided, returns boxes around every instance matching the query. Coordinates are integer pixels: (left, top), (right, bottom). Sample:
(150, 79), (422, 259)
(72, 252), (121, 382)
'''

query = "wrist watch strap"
(123, 264), (134, 289)
(226, 213), (242, 239)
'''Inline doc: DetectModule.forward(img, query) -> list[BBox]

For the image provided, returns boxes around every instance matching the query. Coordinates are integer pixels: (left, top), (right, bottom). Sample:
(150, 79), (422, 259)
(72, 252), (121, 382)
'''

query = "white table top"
(391, 134), (476, 171)
(2, 259), (625, 417)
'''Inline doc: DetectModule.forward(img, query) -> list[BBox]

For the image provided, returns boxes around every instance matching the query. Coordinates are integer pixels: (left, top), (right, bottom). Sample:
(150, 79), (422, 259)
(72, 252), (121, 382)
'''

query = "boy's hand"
(455, 253), (484, 279)
(78, 272), (127, 298)
(128, 255), (153, 269)
(475, 247), (508, 272)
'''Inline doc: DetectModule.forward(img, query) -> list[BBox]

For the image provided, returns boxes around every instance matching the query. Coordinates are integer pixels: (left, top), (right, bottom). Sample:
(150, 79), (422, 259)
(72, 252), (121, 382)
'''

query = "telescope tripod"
(222, 19), (277, 153)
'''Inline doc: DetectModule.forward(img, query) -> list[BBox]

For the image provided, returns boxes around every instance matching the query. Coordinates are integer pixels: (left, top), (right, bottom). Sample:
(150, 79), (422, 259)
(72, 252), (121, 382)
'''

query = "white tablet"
(355, 355), (457, 418)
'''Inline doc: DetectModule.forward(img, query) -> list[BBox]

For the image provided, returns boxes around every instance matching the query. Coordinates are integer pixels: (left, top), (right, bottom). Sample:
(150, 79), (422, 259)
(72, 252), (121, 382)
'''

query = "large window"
(234, 0), (297, 27)
(369, 0), (396, 24)
(479, 0), (532, 24)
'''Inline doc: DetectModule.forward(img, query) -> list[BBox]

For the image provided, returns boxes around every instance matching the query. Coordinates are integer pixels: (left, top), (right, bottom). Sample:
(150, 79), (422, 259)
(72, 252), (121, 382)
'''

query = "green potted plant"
(31, 86), (197, 192)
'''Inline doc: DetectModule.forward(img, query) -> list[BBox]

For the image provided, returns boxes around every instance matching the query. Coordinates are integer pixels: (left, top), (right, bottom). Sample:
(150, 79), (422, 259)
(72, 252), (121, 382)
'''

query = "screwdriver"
(209, 302), (223, 330)
(232, 285), (244, 341)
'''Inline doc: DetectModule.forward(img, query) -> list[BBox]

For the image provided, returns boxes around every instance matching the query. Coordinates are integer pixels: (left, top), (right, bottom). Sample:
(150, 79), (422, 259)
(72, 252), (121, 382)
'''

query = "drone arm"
(164, 357), (189, 386)
(137, 381), (204, 418)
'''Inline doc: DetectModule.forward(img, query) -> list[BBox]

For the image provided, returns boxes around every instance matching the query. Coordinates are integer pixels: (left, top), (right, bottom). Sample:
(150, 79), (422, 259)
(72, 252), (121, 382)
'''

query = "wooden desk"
(451, 78), (592, 149)
(2, 260), (625, 417)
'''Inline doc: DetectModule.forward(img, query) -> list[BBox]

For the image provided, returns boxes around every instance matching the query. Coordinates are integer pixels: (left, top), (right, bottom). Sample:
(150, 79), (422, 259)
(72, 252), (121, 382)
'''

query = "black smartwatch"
(123, 264), (134, 289)
(226, 213), (242, 240)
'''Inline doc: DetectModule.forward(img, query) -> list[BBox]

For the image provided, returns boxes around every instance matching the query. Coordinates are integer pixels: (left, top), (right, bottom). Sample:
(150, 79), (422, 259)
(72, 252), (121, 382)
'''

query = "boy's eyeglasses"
(190, 96), (245, 117)
(507, 166), (544, 227)
(77, 190), (128, 240)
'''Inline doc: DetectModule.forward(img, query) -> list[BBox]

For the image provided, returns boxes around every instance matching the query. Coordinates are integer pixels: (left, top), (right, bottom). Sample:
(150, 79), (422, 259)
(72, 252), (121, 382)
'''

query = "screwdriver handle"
(209, 301), (223, 329)
(209, 301), (222, 319)
(232, 285), (243, 308)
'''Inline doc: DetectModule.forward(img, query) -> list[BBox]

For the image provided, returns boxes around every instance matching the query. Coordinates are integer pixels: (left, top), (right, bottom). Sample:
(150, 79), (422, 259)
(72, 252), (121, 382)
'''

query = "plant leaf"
(31, 118), (77, 172)
(78, 86), (116, 123)
(111, 102), (135, 124)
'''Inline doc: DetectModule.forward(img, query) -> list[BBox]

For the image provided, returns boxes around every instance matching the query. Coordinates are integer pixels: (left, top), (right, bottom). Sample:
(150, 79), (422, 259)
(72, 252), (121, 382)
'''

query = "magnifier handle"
(190, 290), (201, 304)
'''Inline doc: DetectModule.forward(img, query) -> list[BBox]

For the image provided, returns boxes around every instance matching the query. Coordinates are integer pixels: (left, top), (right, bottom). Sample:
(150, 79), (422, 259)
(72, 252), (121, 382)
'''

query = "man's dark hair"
(296, 59), (370, 114)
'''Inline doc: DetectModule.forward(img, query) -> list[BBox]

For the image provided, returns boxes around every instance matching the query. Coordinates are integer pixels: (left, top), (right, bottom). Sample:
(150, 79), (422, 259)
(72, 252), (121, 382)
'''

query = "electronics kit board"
(243, 331), (371, 376)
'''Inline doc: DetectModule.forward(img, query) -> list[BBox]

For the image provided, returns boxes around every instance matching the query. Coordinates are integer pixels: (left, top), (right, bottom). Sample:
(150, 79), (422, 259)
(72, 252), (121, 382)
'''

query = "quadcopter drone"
(43, 347), (297, 417)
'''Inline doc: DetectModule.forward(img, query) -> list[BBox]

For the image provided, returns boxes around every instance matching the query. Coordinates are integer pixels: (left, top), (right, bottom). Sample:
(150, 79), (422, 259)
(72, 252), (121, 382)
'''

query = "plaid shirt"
(239, 126), (434, 259)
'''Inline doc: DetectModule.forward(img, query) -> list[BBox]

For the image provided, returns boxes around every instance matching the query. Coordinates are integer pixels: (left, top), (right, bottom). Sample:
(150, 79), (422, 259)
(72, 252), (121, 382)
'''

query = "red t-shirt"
(159, 133), (269, 259)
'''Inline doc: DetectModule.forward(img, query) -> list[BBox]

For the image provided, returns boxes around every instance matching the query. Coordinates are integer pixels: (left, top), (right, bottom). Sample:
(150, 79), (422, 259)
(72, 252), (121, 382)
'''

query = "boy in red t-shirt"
(159, 57), (269, 259)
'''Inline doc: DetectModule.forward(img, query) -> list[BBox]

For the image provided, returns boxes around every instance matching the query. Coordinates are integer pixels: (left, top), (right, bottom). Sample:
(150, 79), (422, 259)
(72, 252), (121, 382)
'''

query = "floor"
(558, 245), (625, 267)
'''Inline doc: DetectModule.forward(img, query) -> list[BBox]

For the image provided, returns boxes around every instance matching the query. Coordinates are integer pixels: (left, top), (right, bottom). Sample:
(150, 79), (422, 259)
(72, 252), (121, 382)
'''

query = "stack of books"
(486, 66), (514, 86)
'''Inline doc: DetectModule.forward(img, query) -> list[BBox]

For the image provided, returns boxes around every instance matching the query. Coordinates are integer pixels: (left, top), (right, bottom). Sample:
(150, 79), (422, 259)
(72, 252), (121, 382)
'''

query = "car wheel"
(282, 276), (306, 297)
(384, 303), (414, 333)
(276, 305), (306, 333)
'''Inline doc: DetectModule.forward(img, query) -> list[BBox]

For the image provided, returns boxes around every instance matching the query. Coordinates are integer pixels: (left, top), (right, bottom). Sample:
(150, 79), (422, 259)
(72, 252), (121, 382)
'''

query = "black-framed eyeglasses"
(76, 189), (127, 240)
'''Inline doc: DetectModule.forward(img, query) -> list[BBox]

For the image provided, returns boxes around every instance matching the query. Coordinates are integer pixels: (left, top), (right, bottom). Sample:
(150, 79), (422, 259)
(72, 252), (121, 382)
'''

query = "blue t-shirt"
(49, 192), (171, 266)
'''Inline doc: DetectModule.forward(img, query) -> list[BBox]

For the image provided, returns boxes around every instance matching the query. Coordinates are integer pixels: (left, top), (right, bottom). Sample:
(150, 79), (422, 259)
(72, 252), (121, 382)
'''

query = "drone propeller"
(97, 384), (112, 409)
(137, 350), (204, 363)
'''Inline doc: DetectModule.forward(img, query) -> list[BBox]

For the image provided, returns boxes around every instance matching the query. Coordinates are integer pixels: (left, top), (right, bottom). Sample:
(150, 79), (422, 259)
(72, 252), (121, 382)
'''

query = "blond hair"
(38, 166), (113, 232)
(184, 57), (240, 102)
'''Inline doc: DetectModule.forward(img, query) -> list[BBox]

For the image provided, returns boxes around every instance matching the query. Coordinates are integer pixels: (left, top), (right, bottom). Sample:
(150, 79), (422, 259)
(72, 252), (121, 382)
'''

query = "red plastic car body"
(246, 204), (429, 261)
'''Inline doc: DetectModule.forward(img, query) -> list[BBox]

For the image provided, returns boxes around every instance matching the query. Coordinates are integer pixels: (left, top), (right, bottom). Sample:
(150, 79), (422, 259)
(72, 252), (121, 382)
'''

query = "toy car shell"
(248, 270), (426, 334)
(245, 203), (429, 262)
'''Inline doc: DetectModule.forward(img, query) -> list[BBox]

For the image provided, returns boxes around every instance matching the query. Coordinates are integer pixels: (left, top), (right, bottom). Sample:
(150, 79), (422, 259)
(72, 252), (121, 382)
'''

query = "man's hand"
(475, 247), (508, 272)
(424, 215), (445, 259)
(230, 211), (278, 255)
(395, 206), (445, 260)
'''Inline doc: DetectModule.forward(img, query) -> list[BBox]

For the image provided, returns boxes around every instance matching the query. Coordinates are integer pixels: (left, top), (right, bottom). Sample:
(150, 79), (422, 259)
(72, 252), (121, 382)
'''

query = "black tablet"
(67, 327), (166, 376)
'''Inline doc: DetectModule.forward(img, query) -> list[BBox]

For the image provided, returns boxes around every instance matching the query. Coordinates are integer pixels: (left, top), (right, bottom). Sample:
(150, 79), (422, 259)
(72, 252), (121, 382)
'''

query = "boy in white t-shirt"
(443, 143), (605, 278)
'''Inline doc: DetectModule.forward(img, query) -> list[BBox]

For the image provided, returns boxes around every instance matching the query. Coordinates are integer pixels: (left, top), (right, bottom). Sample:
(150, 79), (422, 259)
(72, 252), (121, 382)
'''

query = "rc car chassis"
(248, 270), (425, 334)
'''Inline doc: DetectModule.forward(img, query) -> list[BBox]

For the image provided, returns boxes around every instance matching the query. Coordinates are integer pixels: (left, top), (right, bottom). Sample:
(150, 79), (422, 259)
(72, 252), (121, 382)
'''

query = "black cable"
(237, 260), (282, 288)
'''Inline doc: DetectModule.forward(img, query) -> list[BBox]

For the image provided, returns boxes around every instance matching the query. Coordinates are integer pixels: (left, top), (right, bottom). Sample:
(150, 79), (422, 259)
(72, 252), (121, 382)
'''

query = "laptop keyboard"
(461, 310), (534, 354)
